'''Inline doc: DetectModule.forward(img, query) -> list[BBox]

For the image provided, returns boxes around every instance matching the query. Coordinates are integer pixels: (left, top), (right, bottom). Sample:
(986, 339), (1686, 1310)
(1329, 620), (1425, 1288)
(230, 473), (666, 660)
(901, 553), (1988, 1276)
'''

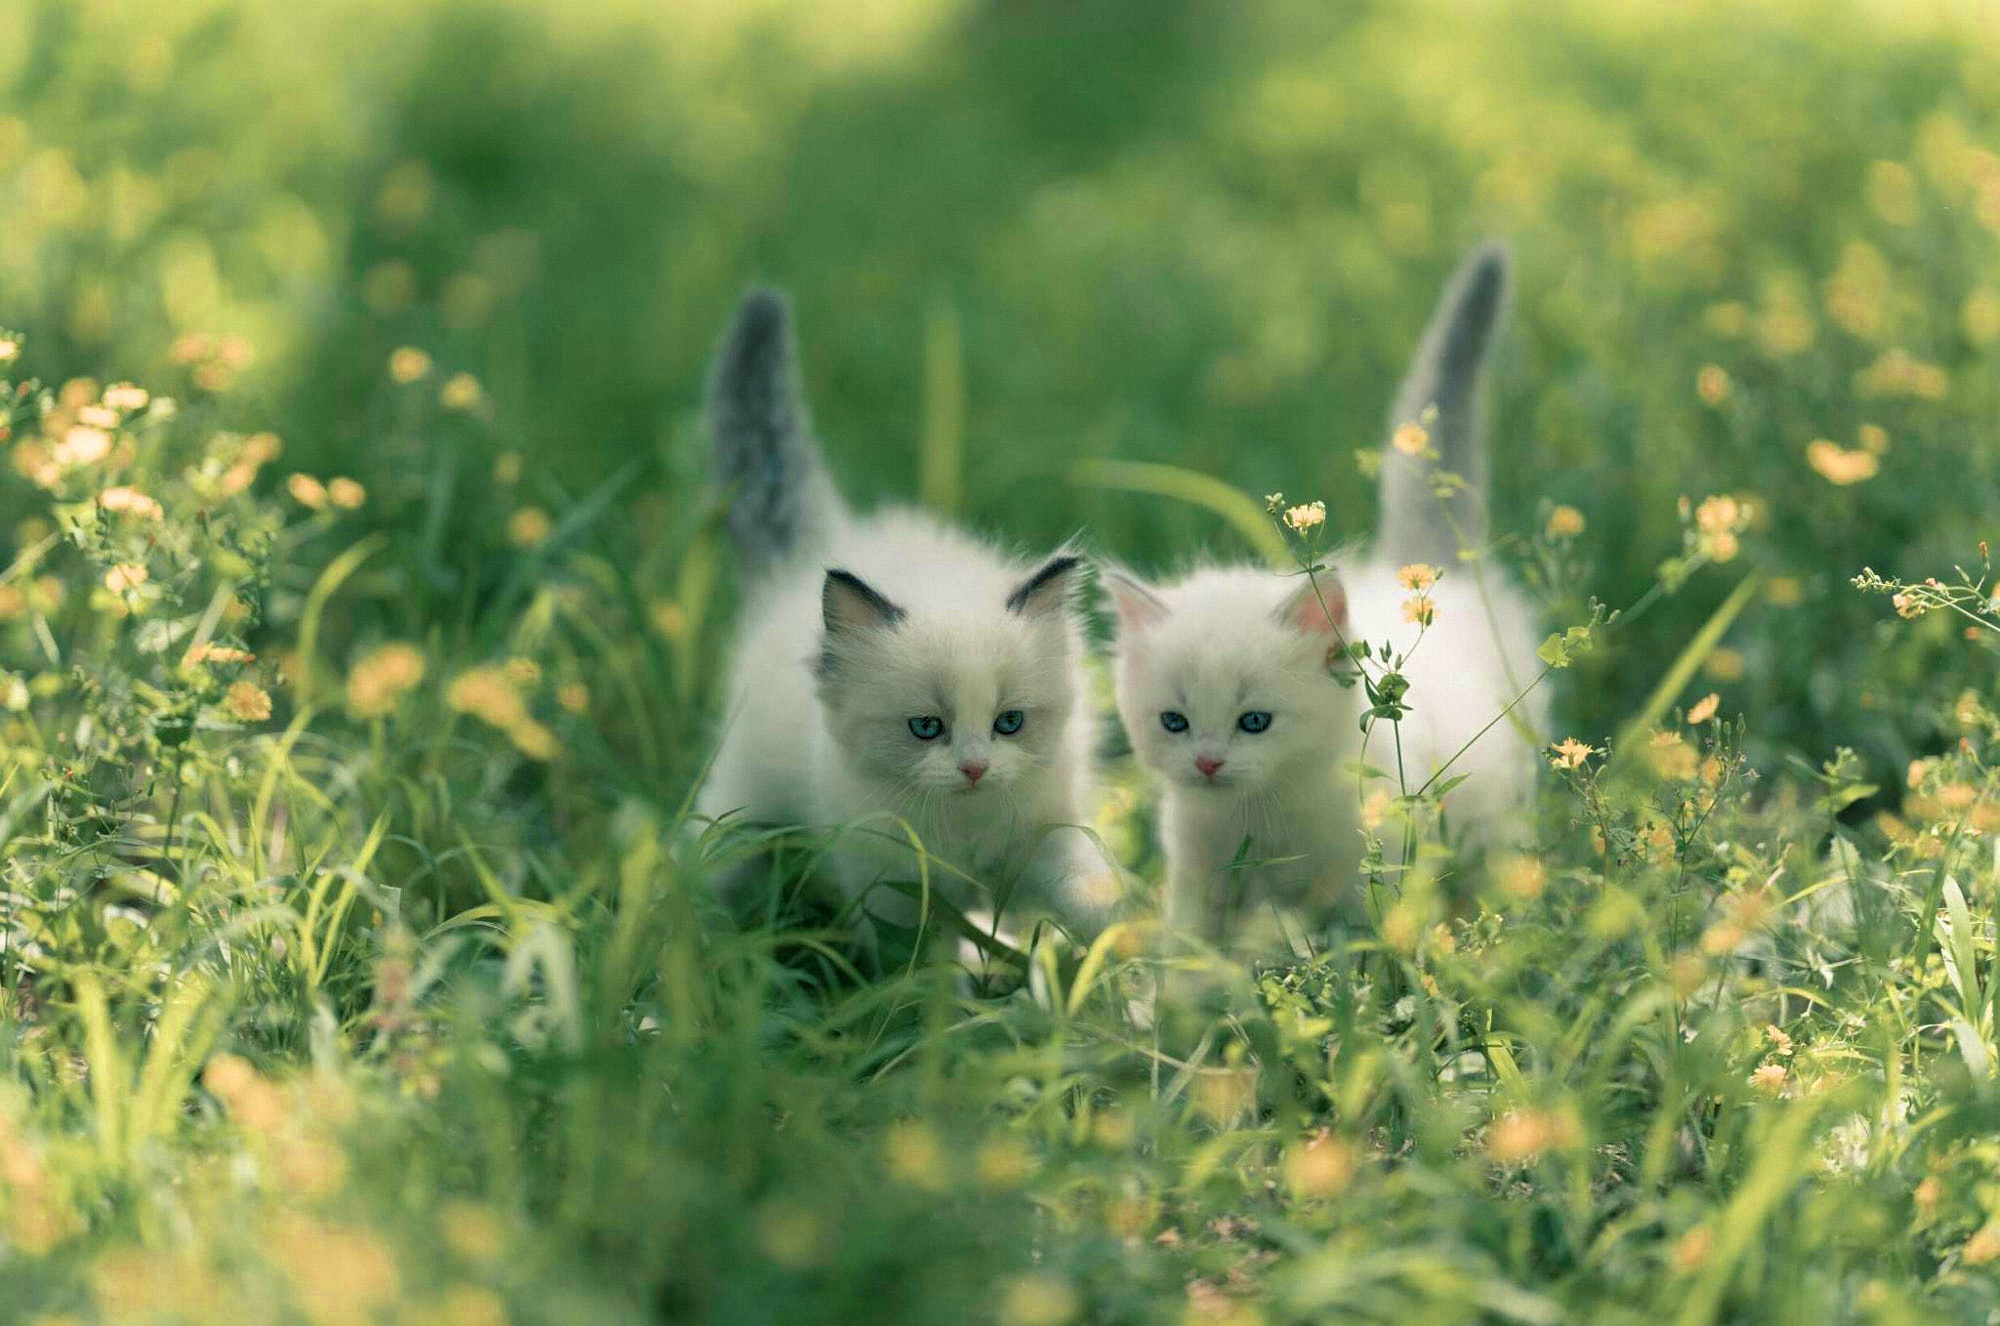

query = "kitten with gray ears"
(696, 291), (1107, 936)
(1109, 243), (1546, 950)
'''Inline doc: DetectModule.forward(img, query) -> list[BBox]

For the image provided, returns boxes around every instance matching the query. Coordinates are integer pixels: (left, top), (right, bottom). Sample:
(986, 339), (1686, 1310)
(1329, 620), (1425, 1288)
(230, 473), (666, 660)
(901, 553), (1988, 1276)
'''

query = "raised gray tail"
(709, 288), (844, 579)
(1376, 241), (1510, 568)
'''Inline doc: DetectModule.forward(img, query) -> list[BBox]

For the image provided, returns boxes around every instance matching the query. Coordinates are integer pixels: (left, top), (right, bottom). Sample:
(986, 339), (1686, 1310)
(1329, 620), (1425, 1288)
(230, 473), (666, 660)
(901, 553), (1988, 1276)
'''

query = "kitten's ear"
(1276, 573), (1348, 637)
(1103, 570), (1168, 634)
(1006, 553), (1085, 620)
(822, 569), (904, 637)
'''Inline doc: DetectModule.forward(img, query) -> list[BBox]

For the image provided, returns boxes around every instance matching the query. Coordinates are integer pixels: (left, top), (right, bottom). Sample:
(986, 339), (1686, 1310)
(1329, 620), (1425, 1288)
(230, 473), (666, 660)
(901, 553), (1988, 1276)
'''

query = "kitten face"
(817, 557), (1082, 800)
(1110, 570), (1350, 795)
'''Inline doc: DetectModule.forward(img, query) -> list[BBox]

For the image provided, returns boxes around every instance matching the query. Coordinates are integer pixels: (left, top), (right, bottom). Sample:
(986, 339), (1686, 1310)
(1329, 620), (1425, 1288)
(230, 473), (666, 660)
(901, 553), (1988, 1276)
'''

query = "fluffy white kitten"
(696, 291), (1103, 934)
(1110, 243), (1545, 948)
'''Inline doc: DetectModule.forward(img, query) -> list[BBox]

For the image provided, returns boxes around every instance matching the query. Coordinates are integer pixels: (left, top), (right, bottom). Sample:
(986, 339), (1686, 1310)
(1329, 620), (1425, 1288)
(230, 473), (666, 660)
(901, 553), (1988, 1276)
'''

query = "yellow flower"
(346, 643), (426, 719)
(1966, 1224), (2000, 1266)
(884, 1120), (948, 1192)
(1686, 693), (1720, 725)
(327, 477), (367, 509)
(287, 474), (328, 509)
(97, 486), (162, 520)
(1704, 647), (1747, 681)
(1693, 494), (1750, 562)
(504, 657), (541, 688)
(1396, 563), (1442, 592)
(182, 643), (254, 669)
(103, 563), (148, 594)
(1645, 731), (1699, 780)
(1855, 348), (1947, 400)
(447, 667), (529, 729)
(1695, 364), (1730, 406)
(440, 373), (483, 411)
(507, 719), (561, 761)
(1486, 1107), (1579, 1164)
(1391, 422), (1429, 456)
(101, 383), (148, 411)
(1857, 423), (1890, 455)
(998, 1273), (1078, 1326)
(388, 346), (433, 383)
(1401, 595), (1435, 626)
(1672, 1225), (1714, 1275)
(1282, 501), (1326, 534)
(493, 452), (522, 485)
(224, 681), (273, 723)
(53, 426), (112, 467)
(1545, 505), (1585, 540)
(557, 682), (589, 714)
(1748, 1063), (1787, 1095)
(1548, 738), (1597, 771)
(1282, 1131), (1356, 1199)
(1806, 439), (1878, 486)
(241, 432), (283, 466)
(508, 506), (553, 548)
(0, 337), (18, 363)
(1498, 853), (1547, 900)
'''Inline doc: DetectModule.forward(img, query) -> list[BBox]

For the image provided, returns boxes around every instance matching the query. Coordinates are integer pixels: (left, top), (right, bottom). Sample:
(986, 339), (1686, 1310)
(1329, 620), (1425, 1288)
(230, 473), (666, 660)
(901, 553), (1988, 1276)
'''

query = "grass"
(3, 0), (2000, 1321)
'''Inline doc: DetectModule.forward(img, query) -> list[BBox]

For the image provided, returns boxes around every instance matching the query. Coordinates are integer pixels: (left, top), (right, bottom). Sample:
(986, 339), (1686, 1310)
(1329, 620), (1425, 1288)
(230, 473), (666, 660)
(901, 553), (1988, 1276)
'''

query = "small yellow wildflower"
(1263, 491), (1284, 512)
(225, 681), (273, 723)
(447, 668), (529, 730)
(1401, 595), (1435, 626)
(1545, 505), (1585, 539)
(1498, 853), (1547, 900)
(388, 346), (433, 383)
(1806, 439), (1878, 486)
(241, 432), (283, 466)
(508, 507), (553, 548)
(557, 682), (589, 715)
(182, 643), (254, 668)
(1282, 1130), (1356, 1200)
(439, 1201), (508, 1263)
(975, 1135), (1034, 1189)
(1549, 738), (1597, 771)
(884, 1121), (948, 1192)
(1487, 1107), (1579, 1164)
(101, 383), (148, 411)
(1704, 646), (1747, 681)
(650, 600), (687, 639)
(440, 372), (483, 410)
(1646, 731), (1699, 780)
(54, 426), (112, 467)
(504, 657), (541, 688)
(494, 452), (522, 485)
(1696, 364), (1730, 406)
(0, 337), (18, 363)
(327, 477), (367, 509)
(1857, 423), (1889, 455)
(1693, 494), (1749, 562)
(287, 474), (329, 509)
(1396, 563), (1441, 592)
(998, 1273), (1078, 1326)
(1749, 1063), (1787, 1095)
(1967, 1224), (2000, 1266)
(1686, 693), (1720, 725)
(1283, 501), (1326, 534)
(1391, 422), (1429, 456)
(346, 643), (426, 719)
(1672, 1225), (1714, 1275)
(97, 487), (162, 520)
(103, 563), (148, 594)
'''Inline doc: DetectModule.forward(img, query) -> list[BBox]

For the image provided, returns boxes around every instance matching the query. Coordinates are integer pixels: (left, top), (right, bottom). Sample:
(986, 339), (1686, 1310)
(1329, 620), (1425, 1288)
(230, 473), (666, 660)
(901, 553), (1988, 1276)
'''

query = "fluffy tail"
(1375, 241), (1510, 569)
(708, 288), (844, 579)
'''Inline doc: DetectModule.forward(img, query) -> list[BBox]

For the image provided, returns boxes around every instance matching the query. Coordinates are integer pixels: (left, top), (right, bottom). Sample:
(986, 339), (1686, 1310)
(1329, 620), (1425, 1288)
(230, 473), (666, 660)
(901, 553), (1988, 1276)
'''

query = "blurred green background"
(5, 0), (2000, 782)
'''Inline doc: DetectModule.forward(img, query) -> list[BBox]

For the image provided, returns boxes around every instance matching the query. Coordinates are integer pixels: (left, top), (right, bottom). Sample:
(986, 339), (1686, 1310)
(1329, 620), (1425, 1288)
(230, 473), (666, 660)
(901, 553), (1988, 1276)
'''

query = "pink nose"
(1195, 756), (1225, 779)
(959, 760), (988, 785)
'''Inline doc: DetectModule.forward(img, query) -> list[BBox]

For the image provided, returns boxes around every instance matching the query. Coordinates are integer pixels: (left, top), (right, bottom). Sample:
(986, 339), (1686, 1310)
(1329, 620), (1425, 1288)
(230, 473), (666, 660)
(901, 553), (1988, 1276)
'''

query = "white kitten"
(1110, 243), (1545, 948)
(696, 291), (1104, 936)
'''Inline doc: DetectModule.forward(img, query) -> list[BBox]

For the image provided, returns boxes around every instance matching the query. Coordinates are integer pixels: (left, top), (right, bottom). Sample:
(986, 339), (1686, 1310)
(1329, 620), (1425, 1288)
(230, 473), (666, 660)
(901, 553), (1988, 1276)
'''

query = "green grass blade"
(1070, 458), (1289, 567)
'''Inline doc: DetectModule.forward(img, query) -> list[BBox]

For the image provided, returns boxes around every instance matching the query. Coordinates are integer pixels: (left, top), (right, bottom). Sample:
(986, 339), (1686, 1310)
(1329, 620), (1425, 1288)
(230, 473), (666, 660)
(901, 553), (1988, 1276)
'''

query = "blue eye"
(1160, 711), (1190, 734)
(993, 709), (1025, 736)
(1237, 711), (1272, 734)
(908, 716), (945, 741)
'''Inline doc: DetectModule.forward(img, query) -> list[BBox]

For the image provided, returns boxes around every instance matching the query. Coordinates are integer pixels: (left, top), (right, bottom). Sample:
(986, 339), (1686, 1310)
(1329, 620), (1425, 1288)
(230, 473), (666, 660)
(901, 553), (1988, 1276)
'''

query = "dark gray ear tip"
(1457, 241), (1511, 312)
(724, 287), (792, 356)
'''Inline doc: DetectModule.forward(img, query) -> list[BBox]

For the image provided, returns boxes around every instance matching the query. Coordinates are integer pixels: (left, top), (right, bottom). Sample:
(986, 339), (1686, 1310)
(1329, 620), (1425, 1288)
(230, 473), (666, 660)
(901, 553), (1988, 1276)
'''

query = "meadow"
(1, 0), (2000, 1321)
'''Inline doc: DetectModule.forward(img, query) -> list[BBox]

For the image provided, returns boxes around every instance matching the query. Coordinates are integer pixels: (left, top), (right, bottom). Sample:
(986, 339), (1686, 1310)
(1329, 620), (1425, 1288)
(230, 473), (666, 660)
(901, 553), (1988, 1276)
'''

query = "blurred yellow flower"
(1672, 1225), (1714, 1275)
(1645, 731), (1698, 780)
(327, 477), (366, 509)
(440, 372), (483, 410)
(388, 346), (433, 383)
(1396, 563), (1441, 592)
(494, 452), (522, 485)
(753, 1201), (823, 1271)
(54, 426), (111, 466)
(346, 643), (425, 719)
(1695, 364), (1730, 406)
(447, 667), (528, 730)
(1855, 348), (1947, 400)
(1686, 692), (1720, 724)
(1749, 1063), (1787, 1095)
(268, 1215), (401, 1326)
(287, 473), (328, 509)
(508, 506), (553, 547)
(101, 383), (148, 411)
(1806, 439), (1878, 486)
(1401, 594), (1435, 626)
(1283, 501), (1325, 534)
(0, 337), (18, 363)
(1391, 422), (1429, 456)
(97, 486), (162, 520)
(182, 643), (254, 668)
(1498, 853), (1547, 900)
(1857, 423), (1889, 455)
(1693, 494), (1749, 561)
(504, 657), (541, 688)
(439, 1201), (507, 1264)
(103, 563), (147, 594)
(225, 681), (272, 722)
(998, 1273), (1078, 1326)
(884, 1120), (948, 1192)
(1282, 1131), (1356, 1199)
(1704, 647), (1747, 682)
(1487, 1107), (1579, 1164)
(242, 432), (283, 466)
(1966, 1224), (2000, 1266)
(557, 681), (589, 714)
(974, 1135), (1034, 1189)
(1545, 505), (1585, 539)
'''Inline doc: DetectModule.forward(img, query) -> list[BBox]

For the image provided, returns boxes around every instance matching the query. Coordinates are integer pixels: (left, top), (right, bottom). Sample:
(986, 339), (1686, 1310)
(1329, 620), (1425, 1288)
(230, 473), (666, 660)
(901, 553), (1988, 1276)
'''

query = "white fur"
(1111, 555), (1544, 947)
(699, 509), (1104, 930)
